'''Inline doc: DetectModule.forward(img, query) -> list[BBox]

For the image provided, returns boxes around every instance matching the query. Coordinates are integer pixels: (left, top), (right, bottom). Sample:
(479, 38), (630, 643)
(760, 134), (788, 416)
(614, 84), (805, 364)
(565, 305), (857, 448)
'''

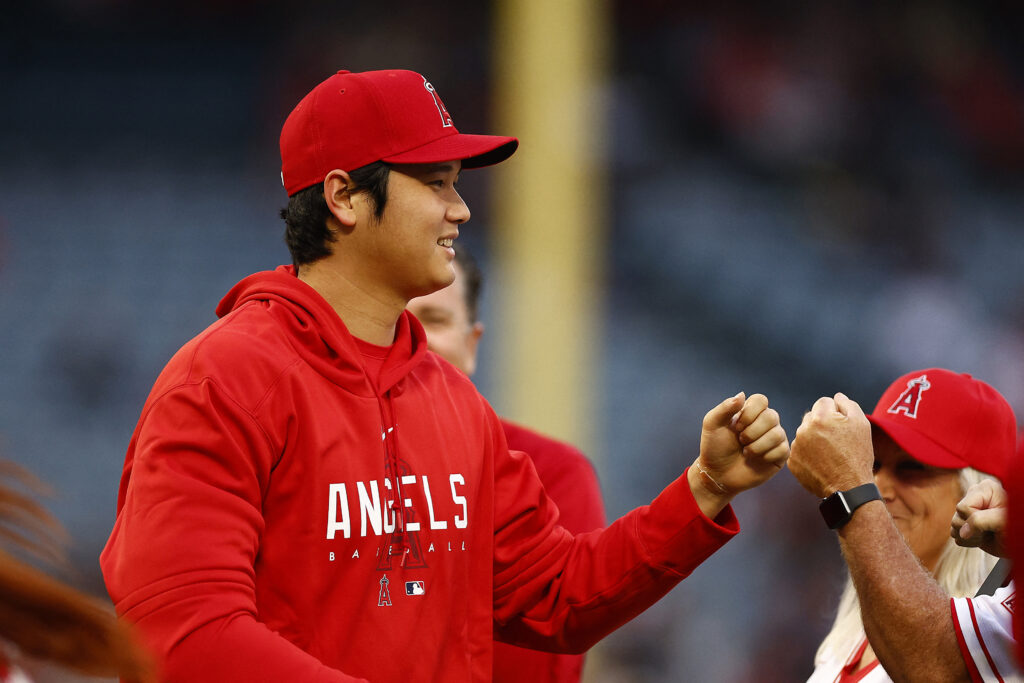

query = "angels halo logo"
(887, 375), (931, 419)
(378, 574), (392, 607)
(422, 78), (454, 128)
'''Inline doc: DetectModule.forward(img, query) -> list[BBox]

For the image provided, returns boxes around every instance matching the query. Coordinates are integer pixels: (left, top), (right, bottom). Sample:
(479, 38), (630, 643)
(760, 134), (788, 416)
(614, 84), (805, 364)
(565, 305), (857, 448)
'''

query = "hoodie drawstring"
(379, 394), (410, 565)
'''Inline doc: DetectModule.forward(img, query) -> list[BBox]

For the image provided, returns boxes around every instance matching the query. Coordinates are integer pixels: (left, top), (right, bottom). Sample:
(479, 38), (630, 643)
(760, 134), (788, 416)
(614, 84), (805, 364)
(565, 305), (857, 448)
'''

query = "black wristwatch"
(819, 483), (882, 530)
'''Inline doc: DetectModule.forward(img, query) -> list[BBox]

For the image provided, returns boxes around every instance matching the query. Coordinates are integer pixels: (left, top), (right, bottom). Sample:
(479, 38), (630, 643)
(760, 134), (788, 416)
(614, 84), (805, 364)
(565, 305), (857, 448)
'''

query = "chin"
(430, 268), (457, 292)
(410, 279), (450, 300)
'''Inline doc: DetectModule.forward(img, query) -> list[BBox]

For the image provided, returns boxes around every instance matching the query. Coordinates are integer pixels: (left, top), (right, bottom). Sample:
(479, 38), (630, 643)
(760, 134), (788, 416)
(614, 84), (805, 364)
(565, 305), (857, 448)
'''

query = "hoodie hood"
(216, 265), (429, 397)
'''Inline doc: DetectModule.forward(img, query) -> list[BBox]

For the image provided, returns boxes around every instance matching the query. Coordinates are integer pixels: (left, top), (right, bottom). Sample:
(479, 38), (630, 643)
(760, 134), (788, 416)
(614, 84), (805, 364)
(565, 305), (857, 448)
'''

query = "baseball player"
(789, 369), (1019, 682)
(100, 68), (790, 682)
(407, 245), (606, 683)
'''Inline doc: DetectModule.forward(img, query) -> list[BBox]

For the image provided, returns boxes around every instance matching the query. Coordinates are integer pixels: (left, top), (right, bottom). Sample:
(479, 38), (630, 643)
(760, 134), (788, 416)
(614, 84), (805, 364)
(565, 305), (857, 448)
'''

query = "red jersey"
(1009, 433), (1024, 663)
(494, 420), (607, 683)
(101, 266), (739, 682)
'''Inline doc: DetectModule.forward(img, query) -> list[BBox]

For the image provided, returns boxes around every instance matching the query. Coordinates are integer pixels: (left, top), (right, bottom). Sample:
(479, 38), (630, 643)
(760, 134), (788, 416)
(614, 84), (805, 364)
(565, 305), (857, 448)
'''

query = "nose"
(874, 467), (896, 502)
(447, 190), (471, 224)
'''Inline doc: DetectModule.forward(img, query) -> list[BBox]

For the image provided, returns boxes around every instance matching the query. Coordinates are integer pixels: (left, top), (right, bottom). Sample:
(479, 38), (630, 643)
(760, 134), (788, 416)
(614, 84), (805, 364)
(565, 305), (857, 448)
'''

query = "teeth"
(438, 238), (453, 247)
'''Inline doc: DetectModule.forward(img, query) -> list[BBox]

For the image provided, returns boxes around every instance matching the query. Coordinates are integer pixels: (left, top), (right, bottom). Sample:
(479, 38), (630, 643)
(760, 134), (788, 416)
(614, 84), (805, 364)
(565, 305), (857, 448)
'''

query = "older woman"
(789, 368), (1018, 682)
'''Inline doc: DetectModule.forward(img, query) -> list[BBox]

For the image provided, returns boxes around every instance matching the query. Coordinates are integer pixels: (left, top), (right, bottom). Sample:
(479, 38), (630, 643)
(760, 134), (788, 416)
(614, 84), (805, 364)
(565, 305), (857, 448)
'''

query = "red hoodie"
(101, 266), (739, 682)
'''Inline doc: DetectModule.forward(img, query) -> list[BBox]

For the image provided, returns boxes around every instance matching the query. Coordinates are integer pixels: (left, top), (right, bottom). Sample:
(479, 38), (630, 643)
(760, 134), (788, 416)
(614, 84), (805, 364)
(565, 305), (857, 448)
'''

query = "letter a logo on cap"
(887, 374), (931, 419)
(423, 78), (454, 129)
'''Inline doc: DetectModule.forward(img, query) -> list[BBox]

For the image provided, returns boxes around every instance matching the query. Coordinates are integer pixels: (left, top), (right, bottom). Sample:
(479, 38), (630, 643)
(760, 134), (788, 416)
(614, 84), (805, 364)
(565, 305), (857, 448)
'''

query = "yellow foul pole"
(491, 0), (609, 456)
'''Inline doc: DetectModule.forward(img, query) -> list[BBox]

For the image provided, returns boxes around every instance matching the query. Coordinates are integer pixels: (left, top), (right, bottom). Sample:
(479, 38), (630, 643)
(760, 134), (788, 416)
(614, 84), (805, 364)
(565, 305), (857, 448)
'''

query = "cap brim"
(866, 414), (969, 471)
(382, 133), (518, 169)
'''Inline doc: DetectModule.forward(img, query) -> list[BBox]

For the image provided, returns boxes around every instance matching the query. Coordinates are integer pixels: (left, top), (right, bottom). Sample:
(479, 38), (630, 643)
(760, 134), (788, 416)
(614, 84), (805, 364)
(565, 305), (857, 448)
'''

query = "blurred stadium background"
(2, 1), (1024, 680)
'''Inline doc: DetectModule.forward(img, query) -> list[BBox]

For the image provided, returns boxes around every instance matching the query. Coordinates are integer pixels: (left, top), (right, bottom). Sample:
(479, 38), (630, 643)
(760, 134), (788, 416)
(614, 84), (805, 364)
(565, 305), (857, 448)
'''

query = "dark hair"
(453, 244), (484, 323)
(279, 161), (391, 269)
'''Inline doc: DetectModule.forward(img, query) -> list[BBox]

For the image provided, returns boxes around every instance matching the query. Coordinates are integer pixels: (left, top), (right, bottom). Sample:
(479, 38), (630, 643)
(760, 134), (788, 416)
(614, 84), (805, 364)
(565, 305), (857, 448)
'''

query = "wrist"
(694, 458), (728, 495)
(820, 482), (882, 530)
(822, 474), (874, 498)
(687, 461), (734, 519)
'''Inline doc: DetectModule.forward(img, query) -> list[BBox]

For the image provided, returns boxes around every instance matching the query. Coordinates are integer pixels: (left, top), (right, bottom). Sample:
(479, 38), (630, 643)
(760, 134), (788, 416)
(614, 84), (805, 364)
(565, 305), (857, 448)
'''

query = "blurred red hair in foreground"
(0, 459), (154, 682)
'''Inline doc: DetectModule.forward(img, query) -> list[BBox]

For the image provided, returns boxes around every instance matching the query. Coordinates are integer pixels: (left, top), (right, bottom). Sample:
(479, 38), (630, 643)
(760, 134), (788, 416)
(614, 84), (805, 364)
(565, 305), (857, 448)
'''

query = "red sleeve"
(1010, 433), (1024, 663)
(491, 422), (738, 654)
(100, 380), (364, 683)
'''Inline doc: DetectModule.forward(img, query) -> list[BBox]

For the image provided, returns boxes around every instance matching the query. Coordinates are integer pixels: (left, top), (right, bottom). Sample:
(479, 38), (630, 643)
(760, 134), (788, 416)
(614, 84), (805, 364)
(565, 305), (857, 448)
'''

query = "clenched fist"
(789, 393), (874, 499)
(951, 478), (1007, 558)
(688, 392), (789, 518)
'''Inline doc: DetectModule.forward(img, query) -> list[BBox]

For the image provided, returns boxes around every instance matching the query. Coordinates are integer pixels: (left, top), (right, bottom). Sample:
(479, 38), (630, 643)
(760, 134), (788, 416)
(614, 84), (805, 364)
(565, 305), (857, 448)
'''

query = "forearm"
(838, 502), (970, 682)
(494, 470), (738, 653)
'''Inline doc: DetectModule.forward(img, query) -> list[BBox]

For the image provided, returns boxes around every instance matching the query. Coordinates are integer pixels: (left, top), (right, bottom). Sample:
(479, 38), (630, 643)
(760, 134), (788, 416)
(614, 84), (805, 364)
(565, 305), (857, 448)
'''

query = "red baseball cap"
(280, 69), (518, 196)
(866, 368), (1018, 481)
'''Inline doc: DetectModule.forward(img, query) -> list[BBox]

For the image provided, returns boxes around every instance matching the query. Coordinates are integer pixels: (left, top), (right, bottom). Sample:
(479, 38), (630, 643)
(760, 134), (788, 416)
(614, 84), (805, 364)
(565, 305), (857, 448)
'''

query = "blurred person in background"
(789, 368), (1018, 682)
(99, 69), (791, 682)
(0, 459), (152, 683)
(407, 244), (607, 683)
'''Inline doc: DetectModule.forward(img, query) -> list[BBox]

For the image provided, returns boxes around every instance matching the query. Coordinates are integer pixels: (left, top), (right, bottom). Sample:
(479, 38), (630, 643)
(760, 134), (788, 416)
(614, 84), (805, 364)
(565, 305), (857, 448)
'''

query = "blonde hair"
(814, 467), (998, 667)
(0, 460), (154, 681)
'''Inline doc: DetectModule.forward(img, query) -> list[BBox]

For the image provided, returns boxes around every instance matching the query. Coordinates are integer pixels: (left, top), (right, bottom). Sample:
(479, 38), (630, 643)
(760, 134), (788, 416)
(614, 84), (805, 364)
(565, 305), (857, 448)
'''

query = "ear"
(323, 169), (358, 228)
(463, 321), (485, 376)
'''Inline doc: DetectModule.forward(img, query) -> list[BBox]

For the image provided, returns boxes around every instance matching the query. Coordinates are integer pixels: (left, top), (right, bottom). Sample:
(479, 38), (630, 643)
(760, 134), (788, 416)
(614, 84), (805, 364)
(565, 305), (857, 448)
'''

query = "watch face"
(819, 491), (852, 530)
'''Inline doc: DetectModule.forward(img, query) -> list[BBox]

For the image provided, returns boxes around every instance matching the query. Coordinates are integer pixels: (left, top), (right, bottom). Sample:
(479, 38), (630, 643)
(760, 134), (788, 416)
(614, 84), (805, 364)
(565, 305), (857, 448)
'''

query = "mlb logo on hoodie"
(406, 581), (425, 596)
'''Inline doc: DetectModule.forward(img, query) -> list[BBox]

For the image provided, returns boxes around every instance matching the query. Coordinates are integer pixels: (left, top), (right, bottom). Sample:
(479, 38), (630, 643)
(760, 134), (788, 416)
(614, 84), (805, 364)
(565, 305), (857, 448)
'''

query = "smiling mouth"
(438, 238), (454, 247)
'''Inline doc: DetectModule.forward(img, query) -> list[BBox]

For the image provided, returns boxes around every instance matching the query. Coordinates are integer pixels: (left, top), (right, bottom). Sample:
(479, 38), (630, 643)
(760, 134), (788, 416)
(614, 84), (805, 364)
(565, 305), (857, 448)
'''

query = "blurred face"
(872, 429), (962, 573)
(353, 161), (470, 301)
(406, 262), (483, 375)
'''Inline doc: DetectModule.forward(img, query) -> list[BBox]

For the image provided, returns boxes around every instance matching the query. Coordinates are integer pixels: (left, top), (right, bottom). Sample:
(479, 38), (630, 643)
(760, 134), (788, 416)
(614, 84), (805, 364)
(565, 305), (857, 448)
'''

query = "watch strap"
(819, 483), (882, 530)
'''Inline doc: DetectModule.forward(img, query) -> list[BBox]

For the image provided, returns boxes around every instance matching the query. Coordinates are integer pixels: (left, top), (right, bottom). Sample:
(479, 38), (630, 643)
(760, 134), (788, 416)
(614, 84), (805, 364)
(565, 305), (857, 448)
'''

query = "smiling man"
(100, 69), (790, 682)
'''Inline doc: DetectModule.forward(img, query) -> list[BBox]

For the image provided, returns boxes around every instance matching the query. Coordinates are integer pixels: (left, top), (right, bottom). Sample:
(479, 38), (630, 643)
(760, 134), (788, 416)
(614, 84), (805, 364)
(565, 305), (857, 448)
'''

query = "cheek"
(429, 329), (462, 357)
(914, 487), (959, 543)
(931, 476), (960, 510)
(433, 330), (458, 353)
(930, 490), (959, 526)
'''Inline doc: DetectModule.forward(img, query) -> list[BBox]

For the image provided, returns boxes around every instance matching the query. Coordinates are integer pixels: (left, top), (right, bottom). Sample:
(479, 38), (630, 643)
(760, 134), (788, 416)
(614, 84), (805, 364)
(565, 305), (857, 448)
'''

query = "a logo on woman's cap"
(887, 374), (931, 419)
